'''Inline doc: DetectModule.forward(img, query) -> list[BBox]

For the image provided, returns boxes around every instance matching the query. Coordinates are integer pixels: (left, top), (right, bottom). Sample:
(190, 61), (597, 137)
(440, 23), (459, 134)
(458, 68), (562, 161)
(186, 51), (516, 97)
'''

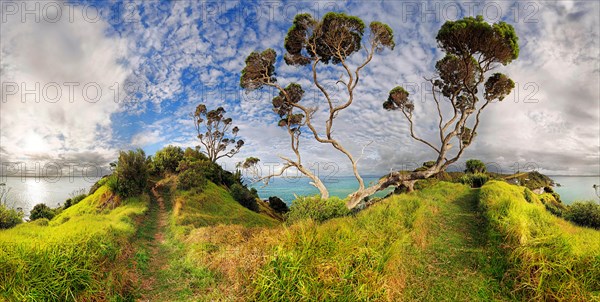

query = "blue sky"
(1, 0), (599, 178)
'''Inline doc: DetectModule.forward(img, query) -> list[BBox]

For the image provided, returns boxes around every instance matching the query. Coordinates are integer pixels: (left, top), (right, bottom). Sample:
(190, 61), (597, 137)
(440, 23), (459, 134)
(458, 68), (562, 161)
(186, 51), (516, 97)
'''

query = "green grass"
(0, 186), (148, 301)
(479, 180), (600, 301)
(173, 181), (278, 230)
(252, 182), (508, 301)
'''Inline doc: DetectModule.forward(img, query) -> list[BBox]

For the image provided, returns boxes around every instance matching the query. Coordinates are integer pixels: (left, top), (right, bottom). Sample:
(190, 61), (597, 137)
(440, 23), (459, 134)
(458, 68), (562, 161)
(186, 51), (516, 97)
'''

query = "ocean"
(1, 176), (100, 214)
(1, 175), (598, 215)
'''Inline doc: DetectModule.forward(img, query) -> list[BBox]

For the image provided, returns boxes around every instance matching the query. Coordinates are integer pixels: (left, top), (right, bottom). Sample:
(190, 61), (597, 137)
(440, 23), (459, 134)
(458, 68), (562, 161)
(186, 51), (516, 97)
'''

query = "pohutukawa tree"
(240, 12), (395, 206)
(193, 104), (244, 163)
(359, 16), (518, 199)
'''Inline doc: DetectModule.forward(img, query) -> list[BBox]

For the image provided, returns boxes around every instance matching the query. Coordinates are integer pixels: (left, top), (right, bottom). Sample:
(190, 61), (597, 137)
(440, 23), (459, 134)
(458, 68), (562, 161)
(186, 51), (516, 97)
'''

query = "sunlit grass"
(0, 185), (148, 301)
(479, 180), (600, 301)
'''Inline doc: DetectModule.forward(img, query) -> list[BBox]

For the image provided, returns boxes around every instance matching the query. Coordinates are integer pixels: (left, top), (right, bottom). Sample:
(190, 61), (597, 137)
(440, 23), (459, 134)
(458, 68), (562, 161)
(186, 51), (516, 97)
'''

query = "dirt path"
(135, 185), (171, 301)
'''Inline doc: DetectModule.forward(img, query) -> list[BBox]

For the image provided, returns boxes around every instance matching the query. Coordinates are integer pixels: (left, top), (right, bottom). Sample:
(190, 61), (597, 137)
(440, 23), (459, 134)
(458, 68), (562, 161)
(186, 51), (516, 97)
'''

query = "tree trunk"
(345, 169), (438, 210)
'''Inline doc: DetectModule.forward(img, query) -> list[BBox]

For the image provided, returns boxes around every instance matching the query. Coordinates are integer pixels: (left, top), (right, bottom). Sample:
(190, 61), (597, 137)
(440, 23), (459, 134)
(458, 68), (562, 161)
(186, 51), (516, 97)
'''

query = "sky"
(1, 0), (599, 180)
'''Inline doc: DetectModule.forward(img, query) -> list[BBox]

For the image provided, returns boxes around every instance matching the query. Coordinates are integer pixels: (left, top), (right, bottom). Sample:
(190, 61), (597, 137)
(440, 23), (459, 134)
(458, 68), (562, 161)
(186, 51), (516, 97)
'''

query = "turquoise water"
(550, 176), (600, 205)
(250, 176), (394, 203)
(252, 175), (600, 205)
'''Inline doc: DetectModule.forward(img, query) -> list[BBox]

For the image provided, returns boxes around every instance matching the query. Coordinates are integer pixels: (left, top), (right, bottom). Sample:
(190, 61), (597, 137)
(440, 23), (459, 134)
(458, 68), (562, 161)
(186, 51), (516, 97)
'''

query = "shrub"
(230, 183), (259, 212)
(64, 194), (87, 209)
(414, 178), (439, 191)
(149, 145), (184, 175)
(0, 204), (23, 229)
(114, 149), (148, 198)
(523, 187), (534, 203)
(177, 167), (208, 191)
(29, 203), (55, 221)
(458, 173), (489, 188)
(564, 201), (600, 229)
(286, 196), (350, 223)
(268, 196), (289, 214)
(465, 159), (486, 174)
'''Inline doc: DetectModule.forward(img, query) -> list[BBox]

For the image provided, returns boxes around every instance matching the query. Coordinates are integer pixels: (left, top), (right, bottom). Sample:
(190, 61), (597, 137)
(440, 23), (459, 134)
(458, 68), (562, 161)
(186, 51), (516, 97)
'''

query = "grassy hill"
(0, 186), (148, 301)
(1, 178), (598, 301)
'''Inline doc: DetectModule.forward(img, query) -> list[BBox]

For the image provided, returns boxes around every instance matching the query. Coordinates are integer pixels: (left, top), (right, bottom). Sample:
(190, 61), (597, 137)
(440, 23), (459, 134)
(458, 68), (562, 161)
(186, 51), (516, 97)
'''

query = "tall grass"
(0, 186), (148, 301)
(479, 181), (600, 301)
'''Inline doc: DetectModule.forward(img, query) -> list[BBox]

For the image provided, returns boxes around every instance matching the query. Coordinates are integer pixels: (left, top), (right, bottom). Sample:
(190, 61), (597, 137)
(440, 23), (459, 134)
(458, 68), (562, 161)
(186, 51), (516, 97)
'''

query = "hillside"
(1, 178), (599, 301)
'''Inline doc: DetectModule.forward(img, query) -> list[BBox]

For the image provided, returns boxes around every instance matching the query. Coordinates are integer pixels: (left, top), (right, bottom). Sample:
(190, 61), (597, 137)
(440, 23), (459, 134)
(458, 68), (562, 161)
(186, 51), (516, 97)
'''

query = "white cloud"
(1, 1), (131, 174)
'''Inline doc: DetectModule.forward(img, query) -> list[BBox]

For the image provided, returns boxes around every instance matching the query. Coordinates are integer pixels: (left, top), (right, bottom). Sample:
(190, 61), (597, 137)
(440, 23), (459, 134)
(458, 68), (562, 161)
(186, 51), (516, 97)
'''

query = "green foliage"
(64, 194), (87, 209)
(0, 204), (23, 229)
(565, 202), (600, 229)
(177, 162), (208, 191)
(465, 159), (486, 174)
(436, 15), (518, 65)
(229, 183), (259, 212)
(458, 173), (489, 188)
(268, 196), (289, 214)
(150, 145), (184, 175)
(286, 196), (350, 223)
(115, 149), (149, 198)
(29, 203), (56, 221)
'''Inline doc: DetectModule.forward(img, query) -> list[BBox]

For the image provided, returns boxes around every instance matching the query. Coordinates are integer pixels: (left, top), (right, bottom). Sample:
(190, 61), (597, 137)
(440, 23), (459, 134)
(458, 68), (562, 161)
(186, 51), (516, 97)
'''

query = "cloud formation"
(1, 0), (598, 179)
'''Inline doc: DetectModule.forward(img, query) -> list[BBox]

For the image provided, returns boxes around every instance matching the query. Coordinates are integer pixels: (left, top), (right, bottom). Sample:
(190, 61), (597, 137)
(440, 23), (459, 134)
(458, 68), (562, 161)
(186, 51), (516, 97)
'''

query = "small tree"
(193, 104), (244, 163)
(356, 16), (518, 199)
(29, 203), (55, 221)
(465, 159), (487, 174)
(115, 149), (148, 198)
(151, 145), (184, 175)
(240, 12), (394, 206)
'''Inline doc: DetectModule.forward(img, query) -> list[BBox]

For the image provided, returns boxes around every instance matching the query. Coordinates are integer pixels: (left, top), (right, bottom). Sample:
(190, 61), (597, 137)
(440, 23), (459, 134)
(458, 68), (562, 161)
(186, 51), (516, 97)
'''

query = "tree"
(359, 16), (518, 200)
(193, 104), (244, 163)
(465, 159), (487, 174)
(115, 149), (148, 198)
(240, 12), (394, 206)
(29, 203), (55, 221)
(150, 145), (184, 175)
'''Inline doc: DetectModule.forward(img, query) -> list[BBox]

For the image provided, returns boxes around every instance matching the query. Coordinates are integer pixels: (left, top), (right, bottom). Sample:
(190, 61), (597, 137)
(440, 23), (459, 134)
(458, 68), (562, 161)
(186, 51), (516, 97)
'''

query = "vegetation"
(240, 12), (395, 207)
(29, 203), (56, 221)
(286, 196), (350, 223)
(479, 181), (600, 300)
(373, 16), (518, 196)
(193, 104), (244, 163)
(565, 201), (600, 229)
(0, 203), (22, 229)
(0, 186), (148, 300)
(268, 196), (289, 214)
(150, 145), (184, 175)
(458, 172), (489, 188)
(229, 183), (260, 212)
(465, 159), (487, 174)
(114, 148), (149, 198)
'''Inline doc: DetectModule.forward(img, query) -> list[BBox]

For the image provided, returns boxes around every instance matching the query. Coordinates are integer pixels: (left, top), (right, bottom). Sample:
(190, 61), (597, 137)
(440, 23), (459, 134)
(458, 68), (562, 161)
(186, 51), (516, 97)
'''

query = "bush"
(564, 202), (600, 229)
(286, 196), (350, 223)
(268, 196), (289, 214)
(523, 188), (534, 203)
(149, 145), (184, 175)
(458, 173), (489, 188)
(0, 204), (23, 229)
(29, 203), (55, 221)
(465, 159), (486, 174)
(229, 183), (259, 212)
(114, 149), (148, 198)
(177, 167), (208, 191)
(64, 194), (87, 209)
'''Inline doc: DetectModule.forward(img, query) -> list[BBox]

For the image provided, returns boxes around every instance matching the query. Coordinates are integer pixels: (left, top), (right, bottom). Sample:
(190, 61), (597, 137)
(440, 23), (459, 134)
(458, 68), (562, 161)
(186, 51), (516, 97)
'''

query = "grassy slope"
(173, 181), (278, 230)
(253, 182), (510, 301)
(0, 186), (148, 301)
(480, 180), (600, 301)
